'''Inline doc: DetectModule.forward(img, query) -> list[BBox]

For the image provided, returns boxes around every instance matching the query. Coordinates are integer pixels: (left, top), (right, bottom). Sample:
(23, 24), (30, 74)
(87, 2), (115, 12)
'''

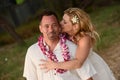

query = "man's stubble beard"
(47, 32), (59, 40)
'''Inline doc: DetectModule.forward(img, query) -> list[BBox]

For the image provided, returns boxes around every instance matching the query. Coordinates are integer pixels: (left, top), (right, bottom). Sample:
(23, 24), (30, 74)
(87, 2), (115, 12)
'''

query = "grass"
(95, 26), (120, 51)
(0, 34), (39, 80)
(0, 45), (26, 80)
(90, 5), (120, 51)
(0, 4), (120, 79)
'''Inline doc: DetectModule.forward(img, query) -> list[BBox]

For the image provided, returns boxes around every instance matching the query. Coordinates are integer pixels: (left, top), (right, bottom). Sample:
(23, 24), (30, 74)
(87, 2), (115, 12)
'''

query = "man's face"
(40, 15), (60, 40)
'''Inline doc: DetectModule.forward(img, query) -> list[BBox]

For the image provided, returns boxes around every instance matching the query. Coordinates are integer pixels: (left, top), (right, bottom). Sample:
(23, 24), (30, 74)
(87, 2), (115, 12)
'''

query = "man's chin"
(48, 36), (58, 40)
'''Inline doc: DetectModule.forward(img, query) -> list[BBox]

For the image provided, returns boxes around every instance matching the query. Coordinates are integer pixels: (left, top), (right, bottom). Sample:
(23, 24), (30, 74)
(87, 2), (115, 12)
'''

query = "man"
(23, 10), (96, 80)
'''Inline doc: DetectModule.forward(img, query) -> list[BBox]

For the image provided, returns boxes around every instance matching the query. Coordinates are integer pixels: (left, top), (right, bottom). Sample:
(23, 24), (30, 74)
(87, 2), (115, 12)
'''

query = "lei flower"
(71, 15), (79, 24)
(38, 34), (70, 74)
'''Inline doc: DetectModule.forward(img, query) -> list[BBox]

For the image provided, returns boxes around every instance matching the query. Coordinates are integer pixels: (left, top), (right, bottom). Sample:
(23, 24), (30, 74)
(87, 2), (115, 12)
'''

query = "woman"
(40, 8), (116, 80)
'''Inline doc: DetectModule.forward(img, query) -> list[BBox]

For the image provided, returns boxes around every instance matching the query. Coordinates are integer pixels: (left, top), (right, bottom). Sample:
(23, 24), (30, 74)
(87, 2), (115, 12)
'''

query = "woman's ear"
(73, 24), (79, 31)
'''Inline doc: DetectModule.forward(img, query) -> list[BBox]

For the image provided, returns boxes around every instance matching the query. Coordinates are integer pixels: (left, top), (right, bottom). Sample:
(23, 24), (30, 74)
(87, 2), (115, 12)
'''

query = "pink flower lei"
(38, 34), (70, 74)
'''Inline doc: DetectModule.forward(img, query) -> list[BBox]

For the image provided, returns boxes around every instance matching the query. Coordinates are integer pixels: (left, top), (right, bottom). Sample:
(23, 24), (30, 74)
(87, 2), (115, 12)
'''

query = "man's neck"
(44, 38), (59, 51)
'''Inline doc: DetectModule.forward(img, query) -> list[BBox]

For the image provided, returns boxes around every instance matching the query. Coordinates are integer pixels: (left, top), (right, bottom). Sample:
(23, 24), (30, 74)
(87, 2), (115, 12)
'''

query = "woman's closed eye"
(63, 20), (67, 24)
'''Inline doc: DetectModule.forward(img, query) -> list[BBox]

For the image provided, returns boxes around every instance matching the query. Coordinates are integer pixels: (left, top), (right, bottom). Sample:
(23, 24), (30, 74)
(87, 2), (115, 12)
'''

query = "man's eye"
(53, 24), (57, 27)
(45, 25), (49, 28)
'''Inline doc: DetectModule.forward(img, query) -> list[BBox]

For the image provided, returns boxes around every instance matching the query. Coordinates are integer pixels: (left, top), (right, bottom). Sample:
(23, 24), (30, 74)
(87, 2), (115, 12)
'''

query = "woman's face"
(60, 14), (74, 35)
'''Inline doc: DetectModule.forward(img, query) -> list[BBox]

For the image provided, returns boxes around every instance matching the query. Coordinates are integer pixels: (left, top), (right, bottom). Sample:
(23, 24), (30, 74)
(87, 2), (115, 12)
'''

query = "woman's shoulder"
(77, 36), (92, 47)
(78, 35), (92, 46)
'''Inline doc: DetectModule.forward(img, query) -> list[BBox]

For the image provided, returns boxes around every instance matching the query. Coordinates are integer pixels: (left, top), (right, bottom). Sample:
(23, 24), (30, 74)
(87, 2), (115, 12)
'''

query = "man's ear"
(39, 25), (42, 33)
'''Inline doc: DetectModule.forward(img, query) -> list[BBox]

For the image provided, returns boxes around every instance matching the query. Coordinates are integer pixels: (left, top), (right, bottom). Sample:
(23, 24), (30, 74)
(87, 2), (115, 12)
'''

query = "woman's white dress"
(87, 49), (116, 80)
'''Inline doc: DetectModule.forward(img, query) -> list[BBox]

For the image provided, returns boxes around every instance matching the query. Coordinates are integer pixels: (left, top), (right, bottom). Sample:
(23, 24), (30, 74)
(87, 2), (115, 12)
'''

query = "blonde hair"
(64, 8), (99, 44)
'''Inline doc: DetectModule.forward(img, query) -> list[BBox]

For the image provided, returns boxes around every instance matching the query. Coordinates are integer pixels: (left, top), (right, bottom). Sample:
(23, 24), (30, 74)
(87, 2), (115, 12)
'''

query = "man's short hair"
(39, 9), (59, 24)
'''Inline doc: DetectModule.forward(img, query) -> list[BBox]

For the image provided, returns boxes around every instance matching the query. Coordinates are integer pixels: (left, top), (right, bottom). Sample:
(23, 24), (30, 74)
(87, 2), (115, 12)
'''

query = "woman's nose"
(60, 21), (63, 26)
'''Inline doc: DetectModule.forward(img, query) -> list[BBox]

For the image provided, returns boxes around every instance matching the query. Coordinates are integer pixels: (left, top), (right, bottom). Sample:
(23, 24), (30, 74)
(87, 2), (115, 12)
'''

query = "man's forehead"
(41, 15), (58, 24)
(42, 15), (57, 20)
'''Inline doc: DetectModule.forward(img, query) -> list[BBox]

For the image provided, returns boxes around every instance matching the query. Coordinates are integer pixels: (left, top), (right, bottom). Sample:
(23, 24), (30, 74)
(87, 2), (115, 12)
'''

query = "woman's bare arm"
(40, 36), (92, 70)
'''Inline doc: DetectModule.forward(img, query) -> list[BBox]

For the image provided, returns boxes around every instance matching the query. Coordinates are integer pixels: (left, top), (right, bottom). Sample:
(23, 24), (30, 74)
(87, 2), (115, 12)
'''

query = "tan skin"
(40, 15), (61, 51)
(40, 14), (93, 80)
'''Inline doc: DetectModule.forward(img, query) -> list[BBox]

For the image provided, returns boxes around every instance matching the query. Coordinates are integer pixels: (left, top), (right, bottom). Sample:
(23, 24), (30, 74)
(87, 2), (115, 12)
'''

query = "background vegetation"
(0, 0), (120, 80)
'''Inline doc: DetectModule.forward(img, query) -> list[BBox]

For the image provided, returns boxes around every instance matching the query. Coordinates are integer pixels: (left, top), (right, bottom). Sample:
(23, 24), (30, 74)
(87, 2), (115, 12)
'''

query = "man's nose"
(49, 26), (54, 32)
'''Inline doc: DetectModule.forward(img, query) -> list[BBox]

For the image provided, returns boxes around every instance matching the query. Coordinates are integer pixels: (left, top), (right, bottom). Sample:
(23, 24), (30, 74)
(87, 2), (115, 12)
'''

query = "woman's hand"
(40, 59), (56, 72)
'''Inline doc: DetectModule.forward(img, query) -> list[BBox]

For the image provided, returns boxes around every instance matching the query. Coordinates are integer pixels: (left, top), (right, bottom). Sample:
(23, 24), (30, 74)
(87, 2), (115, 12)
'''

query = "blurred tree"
(8, 0), (25, 5)
(0, 0), (24, 44)
(42, 0), (94, 14)
(93, 0), (119, 6)
(16, 0), (25, 5)
(0, 16), (25, 44)
(71, 0), (94, 9)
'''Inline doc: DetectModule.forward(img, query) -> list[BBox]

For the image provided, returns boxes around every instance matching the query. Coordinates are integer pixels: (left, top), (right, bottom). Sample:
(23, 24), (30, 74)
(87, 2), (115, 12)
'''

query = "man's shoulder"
(26, 42), (39, 55)
(26, 42), (43, 57)
(28, 42), (38, 50)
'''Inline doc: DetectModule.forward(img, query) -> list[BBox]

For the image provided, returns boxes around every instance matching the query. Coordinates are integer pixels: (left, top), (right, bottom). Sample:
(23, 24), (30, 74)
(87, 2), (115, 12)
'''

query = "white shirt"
(23, 40), (96, 80)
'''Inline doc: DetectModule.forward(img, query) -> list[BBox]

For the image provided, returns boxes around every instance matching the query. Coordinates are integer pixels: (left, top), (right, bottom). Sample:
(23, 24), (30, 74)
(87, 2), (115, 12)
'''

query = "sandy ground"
(99, 42), (120, 80)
